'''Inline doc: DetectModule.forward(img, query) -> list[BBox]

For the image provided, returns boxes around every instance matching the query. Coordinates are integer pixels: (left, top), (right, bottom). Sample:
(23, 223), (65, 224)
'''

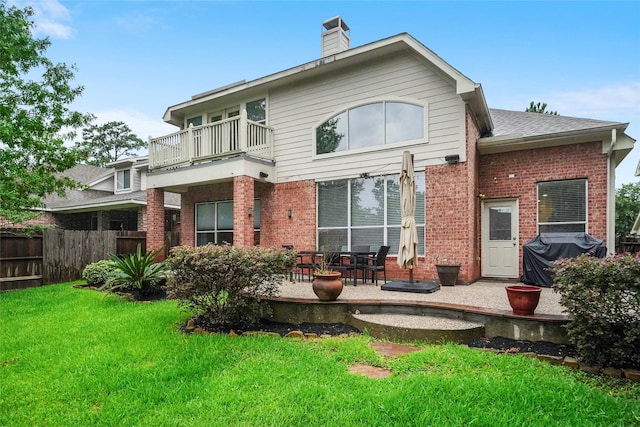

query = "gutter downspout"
(606, 129), (617, 255)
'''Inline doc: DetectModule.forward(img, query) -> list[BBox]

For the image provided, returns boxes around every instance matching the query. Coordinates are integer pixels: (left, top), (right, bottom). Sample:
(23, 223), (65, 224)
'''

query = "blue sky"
(13, 0), (640, 186)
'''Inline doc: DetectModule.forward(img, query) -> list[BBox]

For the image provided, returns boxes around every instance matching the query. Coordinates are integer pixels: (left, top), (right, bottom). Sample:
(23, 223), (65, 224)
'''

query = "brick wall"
(146, 188), (165, 259)
(0, 212), (60, 229)
(259, 180), (316, 250)
(179, 182), (234, 246)
(178, 179), (316, 251)
(233, 176), (254, 247)
(478, 141), (608, 274)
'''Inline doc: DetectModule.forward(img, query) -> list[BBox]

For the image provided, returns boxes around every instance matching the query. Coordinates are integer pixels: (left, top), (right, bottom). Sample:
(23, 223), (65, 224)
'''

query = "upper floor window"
(316, 102), (425, 155)
(537, 179), (587, 233)
(246, 98), (266, 124)
(116, 169), (131, 191)
(186, 116), (203, 127)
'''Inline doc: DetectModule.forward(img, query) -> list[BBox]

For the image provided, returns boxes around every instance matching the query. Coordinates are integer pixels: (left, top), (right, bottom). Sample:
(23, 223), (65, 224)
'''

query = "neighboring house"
(1, 156), (181, 232)
(144, 17), (635, 282)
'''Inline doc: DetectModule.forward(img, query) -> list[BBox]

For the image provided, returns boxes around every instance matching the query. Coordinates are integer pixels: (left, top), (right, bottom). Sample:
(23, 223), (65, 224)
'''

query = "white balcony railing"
(149, 110), (274, 170)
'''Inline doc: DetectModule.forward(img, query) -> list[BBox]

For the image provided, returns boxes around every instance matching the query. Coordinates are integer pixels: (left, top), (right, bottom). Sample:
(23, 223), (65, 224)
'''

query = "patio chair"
(358, 245), (390, 285)
(325, 251), (352, 284)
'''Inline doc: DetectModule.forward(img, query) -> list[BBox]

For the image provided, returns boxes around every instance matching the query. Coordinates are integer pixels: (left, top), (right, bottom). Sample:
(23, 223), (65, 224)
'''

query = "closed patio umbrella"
(397, 151), (418, 281)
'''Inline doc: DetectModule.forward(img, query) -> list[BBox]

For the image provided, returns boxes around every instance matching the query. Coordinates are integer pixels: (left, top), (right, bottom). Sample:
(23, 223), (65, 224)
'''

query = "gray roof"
(46, 190), (181, 210)
(489, 109), (624, 138)
(43, 163), (181, 211)
(59, 163), (114, 185)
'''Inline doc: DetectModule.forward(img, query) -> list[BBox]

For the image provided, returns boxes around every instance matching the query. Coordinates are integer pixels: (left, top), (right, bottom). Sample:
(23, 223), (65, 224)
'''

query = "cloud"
(92, 109), (177, 147)
(548, 82), (640, 122)
(10, 0), (74, 39)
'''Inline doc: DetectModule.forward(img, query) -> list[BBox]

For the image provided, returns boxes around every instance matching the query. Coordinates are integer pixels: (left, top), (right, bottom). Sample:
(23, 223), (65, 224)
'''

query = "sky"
(11, 0), (640, 187)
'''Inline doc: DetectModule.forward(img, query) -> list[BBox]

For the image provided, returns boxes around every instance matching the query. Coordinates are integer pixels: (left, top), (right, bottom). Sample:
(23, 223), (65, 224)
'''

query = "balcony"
(149, 111), (274, 171)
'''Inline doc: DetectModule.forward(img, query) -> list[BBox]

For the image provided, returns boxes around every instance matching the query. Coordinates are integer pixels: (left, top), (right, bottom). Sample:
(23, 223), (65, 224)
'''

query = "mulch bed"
(83, 285), (577, 357)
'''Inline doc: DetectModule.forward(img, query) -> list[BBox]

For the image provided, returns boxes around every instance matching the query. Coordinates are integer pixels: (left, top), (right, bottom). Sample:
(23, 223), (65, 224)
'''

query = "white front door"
(482, 199), (519, 278)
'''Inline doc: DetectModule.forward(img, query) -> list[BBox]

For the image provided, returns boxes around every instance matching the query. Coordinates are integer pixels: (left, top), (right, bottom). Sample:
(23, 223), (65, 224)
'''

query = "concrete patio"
(267, 279), (571, 344)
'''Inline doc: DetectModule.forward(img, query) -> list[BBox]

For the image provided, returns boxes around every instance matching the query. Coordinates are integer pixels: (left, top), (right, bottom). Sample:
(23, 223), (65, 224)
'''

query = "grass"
(1, 283), (638, 426)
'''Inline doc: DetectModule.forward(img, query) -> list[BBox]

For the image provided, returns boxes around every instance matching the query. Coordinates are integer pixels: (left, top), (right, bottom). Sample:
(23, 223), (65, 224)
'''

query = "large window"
(316, 102), (424, 155)
(317, 173), (425, 254)
(196, 201), (233, 246)
(537, 179), (587, 233)
(116, 169), (130, 190)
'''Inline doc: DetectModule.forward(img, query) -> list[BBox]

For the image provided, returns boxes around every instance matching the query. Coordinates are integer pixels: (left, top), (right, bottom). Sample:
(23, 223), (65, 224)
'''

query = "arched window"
(316, 102), (424, 154)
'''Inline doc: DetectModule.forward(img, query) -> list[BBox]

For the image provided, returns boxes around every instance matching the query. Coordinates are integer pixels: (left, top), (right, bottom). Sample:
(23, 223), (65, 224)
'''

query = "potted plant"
(505, 285), (542, 315)
(435, 258), (460, 286)
(312, 251), (343, 301)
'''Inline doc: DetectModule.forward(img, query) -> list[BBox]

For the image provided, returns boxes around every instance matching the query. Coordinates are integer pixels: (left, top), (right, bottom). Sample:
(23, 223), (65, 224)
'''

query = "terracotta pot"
(505, 285), (542, 315)
(312, 271), (343, 301)
(435, 264), (460, 286)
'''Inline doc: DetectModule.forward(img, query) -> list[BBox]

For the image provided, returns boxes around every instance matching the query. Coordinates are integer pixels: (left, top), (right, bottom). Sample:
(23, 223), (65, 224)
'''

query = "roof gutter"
(477, 123), (628, 154)
(44, 199), (180, 213)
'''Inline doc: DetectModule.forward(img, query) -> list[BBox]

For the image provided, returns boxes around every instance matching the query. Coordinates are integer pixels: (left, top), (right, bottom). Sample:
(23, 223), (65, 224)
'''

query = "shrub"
(82, 260), (117, 286)
(553, 254), (640, 368)
(165, 245), (297, 326)
(105, 244), (168, 295)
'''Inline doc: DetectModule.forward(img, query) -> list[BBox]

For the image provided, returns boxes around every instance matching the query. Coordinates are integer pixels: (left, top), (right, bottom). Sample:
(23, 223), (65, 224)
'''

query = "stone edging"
(472, 347), (640, 383)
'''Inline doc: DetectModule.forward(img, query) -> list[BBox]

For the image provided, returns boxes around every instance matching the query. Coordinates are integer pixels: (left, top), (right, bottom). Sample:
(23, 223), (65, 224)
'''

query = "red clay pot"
(312, 272), (343, 301)
(505, 285), (542, 315)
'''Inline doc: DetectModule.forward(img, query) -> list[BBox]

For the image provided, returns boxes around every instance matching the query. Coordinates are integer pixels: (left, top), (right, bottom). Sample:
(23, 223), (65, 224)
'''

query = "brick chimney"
(321, 16), (350, 57)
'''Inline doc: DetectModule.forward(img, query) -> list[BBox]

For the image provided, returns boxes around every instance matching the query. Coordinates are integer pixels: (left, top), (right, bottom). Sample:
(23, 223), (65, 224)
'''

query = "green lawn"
(1, 283), (638, 426)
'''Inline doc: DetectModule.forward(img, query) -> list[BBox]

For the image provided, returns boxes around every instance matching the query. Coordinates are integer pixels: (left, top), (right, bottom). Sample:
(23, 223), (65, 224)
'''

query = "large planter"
(435, 264), (460, 286)
(312, 271), (343, 301)
(505, 285), (542, 315)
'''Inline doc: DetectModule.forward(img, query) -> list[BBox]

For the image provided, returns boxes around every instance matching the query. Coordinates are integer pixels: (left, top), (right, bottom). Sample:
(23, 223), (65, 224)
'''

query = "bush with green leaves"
(553, 254), (640, 369)
(82, 260), (117, 286)
(105, 244), (168, 295)
(165, 245), (297, 326)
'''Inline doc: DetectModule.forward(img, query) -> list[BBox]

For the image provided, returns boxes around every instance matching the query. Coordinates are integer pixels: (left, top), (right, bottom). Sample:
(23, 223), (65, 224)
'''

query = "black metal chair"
(325, 251), (352, 284)
(295, 250), (318, 280)
(358, 245), (390, 285)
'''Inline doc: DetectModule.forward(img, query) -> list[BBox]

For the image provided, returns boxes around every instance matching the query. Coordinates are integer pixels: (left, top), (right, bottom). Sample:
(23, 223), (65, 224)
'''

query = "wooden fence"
(0, 230), (179, 291)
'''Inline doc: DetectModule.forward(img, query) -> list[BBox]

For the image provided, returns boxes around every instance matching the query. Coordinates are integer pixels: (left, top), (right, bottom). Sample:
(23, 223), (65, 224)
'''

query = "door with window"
(482, 199), (519, 277)
(209, 108), (240, 152)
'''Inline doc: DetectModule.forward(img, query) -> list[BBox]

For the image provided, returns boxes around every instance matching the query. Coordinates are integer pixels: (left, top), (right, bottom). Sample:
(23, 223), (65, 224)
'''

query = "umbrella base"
(381, 280), (440, 294)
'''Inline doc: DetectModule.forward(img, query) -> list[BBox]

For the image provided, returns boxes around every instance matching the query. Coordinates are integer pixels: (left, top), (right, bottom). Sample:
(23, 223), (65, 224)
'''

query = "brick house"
(1, 156), (181, 232)
(145, 17), (635, 282)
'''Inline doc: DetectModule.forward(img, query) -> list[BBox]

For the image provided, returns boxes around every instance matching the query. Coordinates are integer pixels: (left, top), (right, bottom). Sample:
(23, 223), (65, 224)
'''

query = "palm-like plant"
(105, 244), (167, 294)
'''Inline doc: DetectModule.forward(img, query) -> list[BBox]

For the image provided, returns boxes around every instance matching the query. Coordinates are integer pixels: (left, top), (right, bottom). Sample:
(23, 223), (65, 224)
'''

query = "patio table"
(339, 251), (376, 286)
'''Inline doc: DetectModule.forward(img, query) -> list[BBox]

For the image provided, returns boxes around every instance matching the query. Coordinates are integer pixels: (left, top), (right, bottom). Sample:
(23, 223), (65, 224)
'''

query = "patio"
(268, 279), (570, 344)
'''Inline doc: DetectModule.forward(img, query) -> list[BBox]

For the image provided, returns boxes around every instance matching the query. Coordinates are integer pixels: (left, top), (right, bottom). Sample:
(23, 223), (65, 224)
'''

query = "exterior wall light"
(287, 209), (292, 218)
(445, 154), (459, 164)
(248, 207), (253, 216)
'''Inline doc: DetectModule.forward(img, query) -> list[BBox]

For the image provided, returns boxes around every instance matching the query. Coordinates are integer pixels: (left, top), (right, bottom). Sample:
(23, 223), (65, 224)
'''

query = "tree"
(525, 101), (558, 115)
(616, 182), (640, 237)
(0, 3), (91, 223)
(316, 118), (344, 154)
(75, 121), (146, 167)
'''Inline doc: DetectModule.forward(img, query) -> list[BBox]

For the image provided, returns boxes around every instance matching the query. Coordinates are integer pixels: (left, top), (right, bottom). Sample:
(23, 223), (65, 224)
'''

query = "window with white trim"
(196, 201), (233, 246)
(537, 179), (587, 233)
(316, 102), (425, 155)
(317, 173), (425, 253)
(116, 169), (131, 190)
(246, 98), (266, 124)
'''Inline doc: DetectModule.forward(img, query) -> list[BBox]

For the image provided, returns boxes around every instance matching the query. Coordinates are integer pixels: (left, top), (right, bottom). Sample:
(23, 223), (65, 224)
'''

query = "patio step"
(349, 313), (485, 344)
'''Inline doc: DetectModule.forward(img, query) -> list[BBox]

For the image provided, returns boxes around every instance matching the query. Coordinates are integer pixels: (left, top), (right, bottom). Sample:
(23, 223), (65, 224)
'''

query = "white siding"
(92, 177), (113, 192)
(132, 168), (142, 191)
(268, 51), (466, 183)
